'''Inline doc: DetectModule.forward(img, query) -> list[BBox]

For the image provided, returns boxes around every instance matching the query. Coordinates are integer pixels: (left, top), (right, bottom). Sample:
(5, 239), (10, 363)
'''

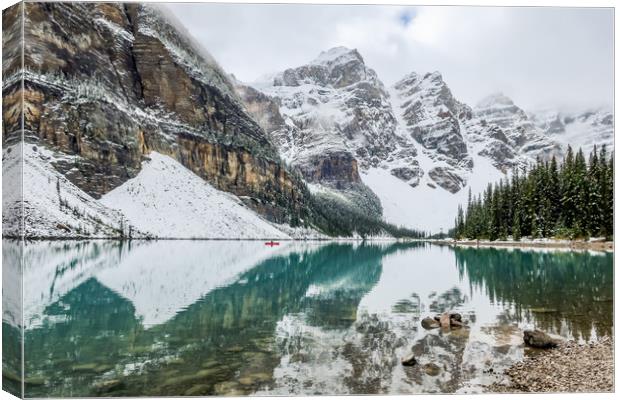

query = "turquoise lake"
(2, 240), (613, 396)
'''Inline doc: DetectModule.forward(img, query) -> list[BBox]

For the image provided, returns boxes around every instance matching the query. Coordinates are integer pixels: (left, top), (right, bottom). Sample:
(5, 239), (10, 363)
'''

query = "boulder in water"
(401, 353), (417, 366)
(523, 329), (560, 349)
(421, 317), (440, 329)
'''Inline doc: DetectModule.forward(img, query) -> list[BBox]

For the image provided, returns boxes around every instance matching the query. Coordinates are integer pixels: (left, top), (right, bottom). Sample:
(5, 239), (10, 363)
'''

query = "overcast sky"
(166, 4), (613, 112)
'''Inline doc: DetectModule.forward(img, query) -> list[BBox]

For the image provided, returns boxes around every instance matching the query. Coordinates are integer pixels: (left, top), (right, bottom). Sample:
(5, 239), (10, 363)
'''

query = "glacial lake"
(2, 240), (613, 397)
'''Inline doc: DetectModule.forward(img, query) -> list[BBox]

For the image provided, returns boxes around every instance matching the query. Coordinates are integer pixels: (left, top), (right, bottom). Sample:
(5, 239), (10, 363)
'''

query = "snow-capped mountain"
(245, 46), (612, 232)
(529, 108), (613, 155)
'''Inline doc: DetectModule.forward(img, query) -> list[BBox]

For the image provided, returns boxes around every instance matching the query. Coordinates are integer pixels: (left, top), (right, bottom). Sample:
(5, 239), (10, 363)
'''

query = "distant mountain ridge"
(243, 46), (612, 231)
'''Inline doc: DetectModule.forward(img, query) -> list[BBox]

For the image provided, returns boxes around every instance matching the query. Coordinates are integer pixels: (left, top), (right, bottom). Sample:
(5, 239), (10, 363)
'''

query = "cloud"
(166, 4), (613, 111)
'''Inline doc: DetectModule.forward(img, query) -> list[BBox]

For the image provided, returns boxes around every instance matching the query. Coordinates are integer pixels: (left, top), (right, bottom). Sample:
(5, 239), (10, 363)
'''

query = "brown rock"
(439, 312), (451, 329)
(523, 329), (560, 349)
(450, 320), (464, 328)
(421, 316), (440, 330)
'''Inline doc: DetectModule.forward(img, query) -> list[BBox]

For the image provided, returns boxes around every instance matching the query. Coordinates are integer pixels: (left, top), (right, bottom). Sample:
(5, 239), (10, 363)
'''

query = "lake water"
(2, 240), (613, 397)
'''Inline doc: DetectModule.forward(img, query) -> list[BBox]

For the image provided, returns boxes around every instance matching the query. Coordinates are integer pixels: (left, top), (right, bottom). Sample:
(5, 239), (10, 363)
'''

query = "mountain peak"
(476, 92), (515, 109)
(310, 46), (364, 67)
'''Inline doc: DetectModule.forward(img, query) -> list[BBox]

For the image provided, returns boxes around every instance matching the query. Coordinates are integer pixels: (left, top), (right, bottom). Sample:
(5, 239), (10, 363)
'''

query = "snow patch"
(101, 151), (289, 239)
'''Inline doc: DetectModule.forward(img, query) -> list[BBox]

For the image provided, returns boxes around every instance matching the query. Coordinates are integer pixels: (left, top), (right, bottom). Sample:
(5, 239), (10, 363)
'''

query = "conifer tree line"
(452, 145), (613, 241)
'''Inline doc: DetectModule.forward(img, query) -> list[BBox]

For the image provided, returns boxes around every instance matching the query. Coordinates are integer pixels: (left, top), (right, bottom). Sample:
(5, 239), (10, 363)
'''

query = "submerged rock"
(423, 363), (441, 376)
(93, 379), (125, 393)
(450, 313), (462, 322)
(421, 317), (440, 329)
(434, 312), (465, 329)
(401, 353), (417, 366)
(439, 313), (451, 329)
(523, 329), (560, 349)
(184, 384), (210, 396)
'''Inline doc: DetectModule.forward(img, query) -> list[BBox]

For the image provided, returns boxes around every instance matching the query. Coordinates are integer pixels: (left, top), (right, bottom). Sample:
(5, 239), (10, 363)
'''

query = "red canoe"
(265, 241), (280, 246)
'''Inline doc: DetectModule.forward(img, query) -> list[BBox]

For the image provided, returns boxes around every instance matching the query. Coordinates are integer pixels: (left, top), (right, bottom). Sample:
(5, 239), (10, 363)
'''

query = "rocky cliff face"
(8, 2), (313, 227)
(390, 71), (473, 193)
(466, 93), (561, 170)
(240, 47), (402, 216)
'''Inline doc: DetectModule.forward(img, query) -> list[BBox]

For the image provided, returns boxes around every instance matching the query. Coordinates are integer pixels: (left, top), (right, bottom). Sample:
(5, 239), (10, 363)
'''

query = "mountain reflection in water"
(2, 240), (612, 397)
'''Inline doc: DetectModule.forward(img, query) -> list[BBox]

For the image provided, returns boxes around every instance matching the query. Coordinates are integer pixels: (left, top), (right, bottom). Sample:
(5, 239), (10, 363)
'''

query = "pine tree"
(453, 146), (611, 241)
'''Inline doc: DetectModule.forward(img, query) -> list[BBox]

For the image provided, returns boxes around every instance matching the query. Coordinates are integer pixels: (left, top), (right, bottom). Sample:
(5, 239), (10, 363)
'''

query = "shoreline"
(488, 337), (613, 393)
(435, 239), (613, 251)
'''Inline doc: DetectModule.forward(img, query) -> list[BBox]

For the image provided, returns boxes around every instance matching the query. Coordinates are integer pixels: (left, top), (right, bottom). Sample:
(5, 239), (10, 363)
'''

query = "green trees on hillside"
(453, 145), (613, 240)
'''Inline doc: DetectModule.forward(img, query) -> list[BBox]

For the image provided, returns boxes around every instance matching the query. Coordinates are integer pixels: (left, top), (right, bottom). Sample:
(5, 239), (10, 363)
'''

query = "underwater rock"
(423, 363), (441, 376)
(421, 317), (440, 329)
(401, 353), (417, 366)
(93, 379), (125, 393)
(523, 329), (560, 349)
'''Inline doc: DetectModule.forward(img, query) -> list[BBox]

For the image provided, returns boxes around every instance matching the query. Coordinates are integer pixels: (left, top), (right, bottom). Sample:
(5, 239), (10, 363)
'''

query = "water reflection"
(1, 240), (612, 397)
(454, 246), (613, 341)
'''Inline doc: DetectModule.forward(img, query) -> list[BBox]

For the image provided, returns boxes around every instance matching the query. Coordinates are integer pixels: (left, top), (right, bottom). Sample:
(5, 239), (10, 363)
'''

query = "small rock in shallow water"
(93, 379), (125, 393)
(423, 363), (441, 376)
(421, 317), (440, 329)
(401, 353), (417, 366)
(450, 319), (464, 328)
(439, 313), (451, 329)
(184, 383), (210, 396)
(523, 329), (560, 349)
(449, 313), (462, 322)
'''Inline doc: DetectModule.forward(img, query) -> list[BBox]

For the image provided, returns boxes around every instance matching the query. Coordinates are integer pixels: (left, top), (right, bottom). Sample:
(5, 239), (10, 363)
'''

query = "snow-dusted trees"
(453, 145), (613, 240)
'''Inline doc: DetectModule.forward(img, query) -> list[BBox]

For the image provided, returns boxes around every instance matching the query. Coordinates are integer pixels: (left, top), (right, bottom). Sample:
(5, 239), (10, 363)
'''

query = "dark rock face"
(523, 329), (560, 349)
(428, 167), (465, 194)
(401, 353), (417, 366)
(394, 72), (472, 171)
(12, 2), (312, 224)
(236, 49), (385, 216)
(478, 141), (516, 171)
(390, 166), (423, 186)
(2, 3), (24, 238)
(299, 151), (361, 186)
(421, 317), (440, 330)
(2, 2), (23, 144)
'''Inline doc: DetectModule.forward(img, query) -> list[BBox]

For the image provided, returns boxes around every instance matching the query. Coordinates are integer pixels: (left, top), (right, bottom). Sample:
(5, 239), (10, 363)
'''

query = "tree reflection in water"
(3, 240), (611, 397)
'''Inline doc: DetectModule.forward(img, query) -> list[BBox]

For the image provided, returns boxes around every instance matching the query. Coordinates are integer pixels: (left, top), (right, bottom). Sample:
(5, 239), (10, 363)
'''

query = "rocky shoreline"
(436, 239), (613, 251)
(489, 336), (614, 393)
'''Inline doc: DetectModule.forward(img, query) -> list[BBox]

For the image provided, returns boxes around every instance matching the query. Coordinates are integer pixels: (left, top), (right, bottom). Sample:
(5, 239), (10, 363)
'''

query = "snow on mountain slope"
(100, 151), (289, 239)
(389, 71), (472, 193)
(5, 144), (132, 238)
(361, 156), (503, 233)
(251, 47), (404, 170)
(530, 108), (613, 155)
(469, 93), (560, 165)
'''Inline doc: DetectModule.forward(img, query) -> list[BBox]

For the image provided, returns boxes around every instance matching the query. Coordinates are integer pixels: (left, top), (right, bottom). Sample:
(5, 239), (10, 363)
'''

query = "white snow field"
(7, 144), (127, 238)
(101, 151), (289, 239)
(361, 154), (504, 234)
